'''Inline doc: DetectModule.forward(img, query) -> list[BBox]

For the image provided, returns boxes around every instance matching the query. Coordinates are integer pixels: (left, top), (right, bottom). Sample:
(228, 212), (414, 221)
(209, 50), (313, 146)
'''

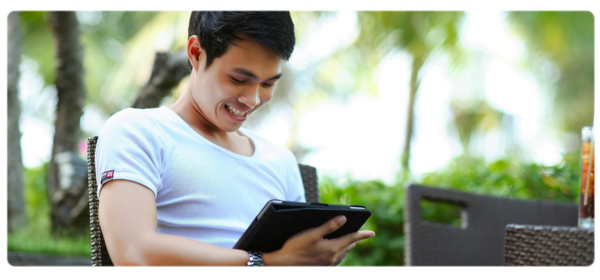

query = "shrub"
(321, 153), (580, 266)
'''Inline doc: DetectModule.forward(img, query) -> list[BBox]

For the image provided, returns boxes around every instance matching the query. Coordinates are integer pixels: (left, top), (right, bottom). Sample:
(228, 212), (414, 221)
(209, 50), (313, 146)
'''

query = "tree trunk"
(47, 12), (89, 232)
(401, 55), (424, 171)
(132, 49), (189, 108)
(7, 11), (28, 232)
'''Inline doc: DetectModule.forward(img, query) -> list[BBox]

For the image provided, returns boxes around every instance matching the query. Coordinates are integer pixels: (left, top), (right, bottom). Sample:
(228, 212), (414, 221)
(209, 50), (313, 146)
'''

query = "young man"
(95, 11), (375, 266)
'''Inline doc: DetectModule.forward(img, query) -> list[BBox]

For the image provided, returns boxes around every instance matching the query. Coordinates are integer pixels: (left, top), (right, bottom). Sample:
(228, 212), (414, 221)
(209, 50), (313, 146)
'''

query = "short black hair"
(188, 11), (296, 70)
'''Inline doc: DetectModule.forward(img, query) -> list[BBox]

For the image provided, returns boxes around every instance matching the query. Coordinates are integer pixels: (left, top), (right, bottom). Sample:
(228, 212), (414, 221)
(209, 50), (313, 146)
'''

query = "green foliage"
(320, 177), (406, 266)
(355, 11), (465, 71)
(23, 163), (50, 227)
(320, 153), (580, 266)
(420, 154), (580, 203)
(420, 199), (464, 228)
(18, 11), (163, 118)
(508, 12), (594, 134)
(19, 11), (56, 85)
(8, 163), (91, 257)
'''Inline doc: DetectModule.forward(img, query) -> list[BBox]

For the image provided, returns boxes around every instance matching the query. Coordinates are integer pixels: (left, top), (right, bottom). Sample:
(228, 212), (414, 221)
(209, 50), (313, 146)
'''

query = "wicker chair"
(87, 136), (320, 266)
(504, 224), (594, 266)
(404, 184), (578, 266)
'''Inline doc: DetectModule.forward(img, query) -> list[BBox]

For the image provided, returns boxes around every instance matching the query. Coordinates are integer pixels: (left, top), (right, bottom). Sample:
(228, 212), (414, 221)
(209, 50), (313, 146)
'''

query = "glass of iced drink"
(579, 126), (594, 228)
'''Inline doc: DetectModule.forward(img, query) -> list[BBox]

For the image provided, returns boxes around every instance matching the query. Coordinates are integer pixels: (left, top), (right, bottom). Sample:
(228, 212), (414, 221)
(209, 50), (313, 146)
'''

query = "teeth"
(225, 104), (246, 117)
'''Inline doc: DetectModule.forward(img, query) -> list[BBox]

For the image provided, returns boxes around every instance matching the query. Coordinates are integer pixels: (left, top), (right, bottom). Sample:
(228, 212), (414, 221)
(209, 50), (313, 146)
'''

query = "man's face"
(188, 37), (283, 132)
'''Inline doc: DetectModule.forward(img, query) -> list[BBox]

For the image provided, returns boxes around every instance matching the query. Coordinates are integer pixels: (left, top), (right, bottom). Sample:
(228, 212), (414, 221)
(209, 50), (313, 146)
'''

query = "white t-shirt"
(95, 106), (306, 249)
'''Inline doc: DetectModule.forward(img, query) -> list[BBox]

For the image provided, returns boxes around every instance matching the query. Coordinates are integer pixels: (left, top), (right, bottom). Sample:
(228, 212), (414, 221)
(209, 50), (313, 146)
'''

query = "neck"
(170, 84), (232, 142)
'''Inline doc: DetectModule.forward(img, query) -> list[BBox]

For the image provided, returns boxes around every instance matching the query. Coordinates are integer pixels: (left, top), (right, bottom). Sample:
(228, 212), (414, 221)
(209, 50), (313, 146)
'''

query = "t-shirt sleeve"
(285, 150), (306, 202)
(95, 109), (164, 199)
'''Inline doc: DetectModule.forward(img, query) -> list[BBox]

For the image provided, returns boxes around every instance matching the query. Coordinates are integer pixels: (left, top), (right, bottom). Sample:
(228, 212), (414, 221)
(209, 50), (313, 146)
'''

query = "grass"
(8, 163), (91, 257)
(7, 216), (91, 257)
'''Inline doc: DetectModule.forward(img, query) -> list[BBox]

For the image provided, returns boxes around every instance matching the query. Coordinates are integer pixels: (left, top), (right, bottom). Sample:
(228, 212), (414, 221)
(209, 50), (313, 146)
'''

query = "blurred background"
(6, 11), (594, 265)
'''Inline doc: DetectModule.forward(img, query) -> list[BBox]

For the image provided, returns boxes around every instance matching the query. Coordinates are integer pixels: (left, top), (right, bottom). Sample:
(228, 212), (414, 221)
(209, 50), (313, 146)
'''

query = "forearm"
(114, 232), (249, 266)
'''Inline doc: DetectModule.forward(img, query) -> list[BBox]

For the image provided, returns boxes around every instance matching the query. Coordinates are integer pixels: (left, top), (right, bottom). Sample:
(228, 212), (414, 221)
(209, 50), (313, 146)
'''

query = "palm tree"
(47, 11), (88, 231)
(354, 12), (465, 171)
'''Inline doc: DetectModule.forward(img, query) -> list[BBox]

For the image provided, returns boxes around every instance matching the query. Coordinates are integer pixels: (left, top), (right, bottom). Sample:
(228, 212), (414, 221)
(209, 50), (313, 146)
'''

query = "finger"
(306, 215), (347, 239)
(341, 241), (358, 254)
(337, 241), (359, 262)
(334, 230), (375, 248)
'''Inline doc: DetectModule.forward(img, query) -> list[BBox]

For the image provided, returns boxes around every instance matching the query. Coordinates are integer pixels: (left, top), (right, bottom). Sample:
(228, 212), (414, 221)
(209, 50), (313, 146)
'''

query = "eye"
(230, 77), (246, 84)
(262, 83), (274, 88)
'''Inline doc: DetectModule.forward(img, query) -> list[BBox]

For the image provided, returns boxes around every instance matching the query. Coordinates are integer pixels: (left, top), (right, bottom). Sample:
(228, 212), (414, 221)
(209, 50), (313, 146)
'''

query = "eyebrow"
(232, 68), (282, 81)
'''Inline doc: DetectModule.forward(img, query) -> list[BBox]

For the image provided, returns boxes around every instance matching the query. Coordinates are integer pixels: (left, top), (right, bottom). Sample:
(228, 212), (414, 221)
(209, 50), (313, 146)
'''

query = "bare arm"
(99, 180), (249, 265)
(99, 180), (374, 266)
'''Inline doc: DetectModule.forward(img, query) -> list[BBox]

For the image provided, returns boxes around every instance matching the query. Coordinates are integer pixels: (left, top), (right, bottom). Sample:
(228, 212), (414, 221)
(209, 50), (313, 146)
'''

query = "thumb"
(311, 215), (346, 238)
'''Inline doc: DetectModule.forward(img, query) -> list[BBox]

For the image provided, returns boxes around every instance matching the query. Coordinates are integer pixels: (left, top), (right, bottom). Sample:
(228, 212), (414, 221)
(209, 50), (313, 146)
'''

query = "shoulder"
(101, 108), (164, 136)
(104, 108), (159, 128)
(98, 108), (169, 151)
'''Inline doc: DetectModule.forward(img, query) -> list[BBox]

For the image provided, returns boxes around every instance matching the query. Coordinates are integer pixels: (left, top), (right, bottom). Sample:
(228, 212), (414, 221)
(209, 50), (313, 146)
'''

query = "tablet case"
(233, 200), (372, 252)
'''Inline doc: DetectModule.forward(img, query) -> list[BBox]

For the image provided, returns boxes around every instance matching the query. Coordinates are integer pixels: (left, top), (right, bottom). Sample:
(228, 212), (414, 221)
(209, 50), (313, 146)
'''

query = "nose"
(238, 86), (261, 108)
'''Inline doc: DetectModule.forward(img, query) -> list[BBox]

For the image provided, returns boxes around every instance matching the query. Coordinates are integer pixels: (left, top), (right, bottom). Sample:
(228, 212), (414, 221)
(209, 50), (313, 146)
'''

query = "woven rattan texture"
(87, 136), (319, 266)
(299, 164), (320, 203)
(87, 136), (113, 266)
(404, 184), (578, 266)
(504, 224), (594, 266)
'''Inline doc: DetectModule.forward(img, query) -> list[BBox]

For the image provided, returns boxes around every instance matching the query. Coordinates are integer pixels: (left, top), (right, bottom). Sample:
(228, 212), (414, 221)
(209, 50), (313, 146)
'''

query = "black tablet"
(233, 200), (371, 252)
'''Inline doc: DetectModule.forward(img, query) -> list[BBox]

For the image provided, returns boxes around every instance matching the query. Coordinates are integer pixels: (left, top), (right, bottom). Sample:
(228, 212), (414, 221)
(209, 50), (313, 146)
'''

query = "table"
(504, 224), (594, 266)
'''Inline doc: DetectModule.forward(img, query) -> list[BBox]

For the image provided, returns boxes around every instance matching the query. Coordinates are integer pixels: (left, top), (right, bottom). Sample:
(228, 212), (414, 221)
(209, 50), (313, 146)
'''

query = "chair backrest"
(404, 184), (578, 266)
(87, 136), (320, 266)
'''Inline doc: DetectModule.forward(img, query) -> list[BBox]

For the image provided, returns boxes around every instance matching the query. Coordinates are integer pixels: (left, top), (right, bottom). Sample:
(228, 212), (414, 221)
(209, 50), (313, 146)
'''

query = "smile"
(225, 104), (248, 118)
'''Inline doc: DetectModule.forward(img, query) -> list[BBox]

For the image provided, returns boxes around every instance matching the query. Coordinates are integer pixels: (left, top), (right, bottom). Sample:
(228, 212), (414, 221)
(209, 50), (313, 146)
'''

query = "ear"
(187, 35), (204, 71)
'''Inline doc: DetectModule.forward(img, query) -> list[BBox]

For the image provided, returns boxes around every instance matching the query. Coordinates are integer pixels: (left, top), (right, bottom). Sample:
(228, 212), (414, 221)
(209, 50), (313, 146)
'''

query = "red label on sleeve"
(101, 170), (114, 184)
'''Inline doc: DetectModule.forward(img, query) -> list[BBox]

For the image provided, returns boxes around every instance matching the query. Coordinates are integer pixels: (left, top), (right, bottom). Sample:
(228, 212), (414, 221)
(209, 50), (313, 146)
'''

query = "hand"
(332, 241), (358, 266)
(263, 215), (375, 266)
